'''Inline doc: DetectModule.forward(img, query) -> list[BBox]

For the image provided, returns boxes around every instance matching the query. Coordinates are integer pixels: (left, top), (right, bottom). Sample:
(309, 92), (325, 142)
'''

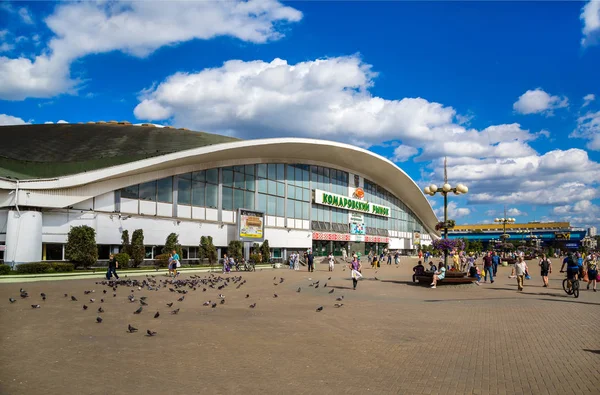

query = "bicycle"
(560, 270), (580, 298)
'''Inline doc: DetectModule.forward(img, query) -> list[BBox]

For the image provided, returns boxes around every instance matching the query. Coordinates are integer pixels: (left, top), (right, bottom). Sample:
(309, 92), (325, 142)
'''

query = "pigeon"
(128, 324), (138, 333)
(147, 330), (157, 337)
(31, 304), (41, 309)
(324, 283), (327, 288)
(374, 277), (379, 281)
(140, 300), (148, 306)
(336, 296), (344, 301)
(9, 298), (16, 303)
(20, 292), (29, 298)
(328, 277), (332, 280)
(203, 301), (211, 306)
(220, 299), (225, 305)
(273, 294), (278, 298)
(113, 294), (117, 297)
(334, 303), (344, 308)
(218, 294), (225, 299)
(166, 302), (173, 307)
(40, 292), (46, 300)
(249, 303), (256, 308)
(83, 305), (88, 310)
(98, 307), (104, 313)
(64, 293), (68, 297)
(89, 299), (95, 303)
(211, 302), (217, 308)
(133, 306), (143, 314)
(84, 290), (91, 295)
(96, 317), (103, 323)
(297, 288), (301, 293)
(103, 290), (107, 294)
(140, 296), (147, 301)
(177, 296), (185, 302)
(315, 284), (319, 289)
(171, 308), (180, 315)
(329, 289), (334, 294)
(245, 294), (250, 298)
(154, 311), (160, 318)
(316, 306), (324, 312)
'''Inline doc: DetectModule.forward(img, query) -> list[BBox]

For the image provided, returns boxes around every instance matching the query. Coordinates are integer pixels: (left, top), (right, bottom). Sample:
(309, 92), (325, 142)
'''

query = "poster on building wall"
(413, 231), (421, 246)
(349, 212), (365, 235)
(238, 209), (265, 242)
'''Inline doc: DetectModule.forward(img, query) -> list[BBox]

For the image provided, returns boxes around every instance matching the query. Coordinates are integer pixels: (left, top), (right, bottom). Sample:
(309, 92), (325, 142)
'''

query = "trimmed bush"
(114, 253), (130, 268)
(228, 240), (243, 261)
(131, 229), (144, 268)
(163, 233), (183, 258)
(15, 262), (74, 274)
(200, 236), (217, 265)
(0, 264), (11, 275)
(249, 253), (262, 264)
(65, 225), (98, 268)
(154, 253), (171, 268)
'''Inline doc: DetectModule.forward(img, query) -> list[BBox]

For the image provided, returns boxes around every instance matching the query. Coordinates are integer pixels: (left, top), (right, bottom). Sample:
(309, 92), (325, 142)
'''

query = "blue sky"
(1, 1), (600, 229)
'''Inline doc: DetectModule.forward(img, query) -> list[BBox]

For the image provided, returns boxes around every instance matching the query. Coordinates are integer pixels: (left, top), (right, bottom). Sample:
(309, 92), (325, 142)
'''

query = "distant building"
(448, 222), (586, 250)
(588, 226), (597, 237)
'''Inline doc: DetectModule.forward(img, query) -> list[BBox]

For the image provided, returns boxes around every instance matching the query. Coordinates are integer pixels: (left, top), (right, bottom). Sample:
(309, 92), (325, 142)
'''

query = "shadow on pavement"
(380, 280), (421, 286)
(583, 349), (600, 355)
(423, 297), (522, 303)
(536, 298), (600, 306)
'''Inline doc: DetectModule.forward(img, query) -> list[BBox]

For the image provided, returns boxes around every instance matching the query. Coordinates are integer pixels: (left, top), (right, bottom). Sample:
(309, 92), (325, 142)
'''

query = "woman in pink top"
(350, 257), (362, 290)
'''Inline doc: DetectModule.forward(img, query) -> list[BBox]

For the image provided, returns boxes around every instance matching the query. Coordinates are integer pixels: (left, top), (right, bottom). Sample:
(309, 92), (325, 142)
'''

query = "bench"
(414, 272), (476, 285)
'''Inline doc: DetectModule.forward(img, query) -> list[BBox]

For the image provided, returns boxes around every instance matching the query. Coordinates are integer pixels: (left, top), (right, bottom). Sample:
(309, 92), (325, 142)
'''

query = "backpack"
(540, 260), (549, 271)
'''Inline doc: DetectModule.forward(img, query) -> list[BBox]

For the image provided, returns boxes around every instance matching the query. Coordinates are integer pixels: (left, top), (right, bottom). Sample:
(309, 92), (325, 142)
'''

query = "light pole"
(494, 208), (515, 258)
(423, 158), (468, 267)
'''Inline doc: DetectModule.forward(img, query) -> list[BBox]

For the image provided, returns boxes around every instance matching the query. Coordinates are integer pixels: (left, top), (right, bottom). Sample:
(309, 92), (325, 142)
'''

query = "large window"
(121, 184), (139, 200)
(222, 165), (255, 211)
(157, 177), (173, 203)
(44, 244), (63, 261)
(258, 163), (284, 216)
(286, 164), (310, 220)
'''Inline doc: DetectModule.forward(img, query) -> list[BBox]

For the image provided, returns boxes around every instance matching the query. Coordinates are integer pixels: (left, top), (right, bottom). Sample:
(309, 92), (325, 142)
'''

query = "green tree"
(200, 236), (217, 265)
(65, 225), (98, 268)
(260, 239), (271, 262)
(228, 240), (243, 261)
(162, 233), (183, 258)
(131, 229), (145, 268)
(121, 229), (131, 256)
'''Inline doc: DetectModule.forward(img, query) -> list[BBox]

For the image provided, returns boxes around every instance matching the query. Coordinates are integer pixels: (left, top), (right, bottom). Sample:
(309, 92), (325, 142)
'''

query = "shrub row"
(15, 262), (75, 274)
(0, 264), (11, 275)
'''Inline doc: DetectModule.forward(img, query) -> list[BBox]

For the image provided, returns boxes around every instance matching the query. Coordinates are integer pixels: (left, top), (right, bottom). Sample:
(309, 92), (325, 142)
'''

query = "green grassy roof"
(0, 123), (239, 179)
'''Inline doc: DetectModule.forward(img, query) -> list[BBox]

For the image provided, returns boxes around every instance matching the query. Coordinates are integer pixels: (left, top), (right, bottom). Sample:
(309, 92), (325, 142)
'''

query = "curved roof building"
(0, 123), (437, 264)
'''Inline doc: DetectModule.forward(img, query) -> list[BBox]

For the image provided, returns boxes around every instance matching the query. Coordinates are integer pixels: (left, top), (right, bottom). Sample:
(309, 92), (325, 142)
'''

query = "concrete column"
(5, 210), (43, 265)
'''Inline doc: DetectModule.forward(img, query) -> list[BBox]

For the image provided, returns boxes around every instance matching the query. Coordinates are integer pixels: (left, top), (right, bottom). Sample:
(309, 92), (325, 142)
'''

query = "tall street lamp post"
(423, 158), (468, 267)
(494, 209), (515, 257)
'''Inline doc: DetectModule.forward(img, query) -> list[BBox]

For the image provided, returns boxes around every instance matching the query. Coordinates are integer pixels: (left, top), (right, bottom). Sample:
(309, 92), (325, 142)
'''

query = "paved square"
(0, 259), (598, 395)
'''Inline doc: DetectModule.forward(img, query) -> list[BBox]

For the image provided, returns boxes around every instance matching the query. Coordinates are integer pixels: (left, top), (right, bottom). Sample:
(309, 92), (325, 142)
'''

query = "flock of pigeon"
(8, 271), (348, 336)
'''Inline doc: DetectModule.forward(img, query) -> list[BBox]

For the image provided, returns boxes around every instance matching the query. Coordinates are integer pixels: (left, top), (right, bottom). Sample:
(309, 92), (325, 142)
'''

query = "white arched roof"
(1, 138), (439, 236)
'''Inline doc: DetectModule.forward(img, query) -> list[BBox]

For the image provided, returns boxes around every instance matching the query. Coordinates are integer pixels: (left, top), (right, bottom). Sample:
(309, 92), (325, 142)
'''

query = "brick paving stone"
(0, 259), (598, 395)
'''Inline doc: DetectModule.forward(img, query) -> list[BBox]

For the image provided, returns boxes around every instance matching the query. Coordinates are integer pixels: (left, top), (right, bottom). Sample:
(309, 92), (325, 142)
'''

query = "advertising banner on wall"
(238, 209), (265, 242)
(314, 189), (391, 217)
(413, 231), (421, 246)
(349, 212), (365, 235)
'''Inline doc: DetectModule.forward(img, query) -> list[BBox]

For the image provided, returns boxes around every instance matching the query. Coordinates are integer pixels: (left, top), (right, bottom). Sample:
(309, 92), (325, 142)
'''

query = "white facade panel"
(157, 202), (172, 217)
(302, 220), (310, 230)
(206, 208), (218, 222)
(140, 200), (156, 216)
(222, 210), (234, 223)
(73, 198), (94, 211)
(264, 228), (312, 249)
(121, 198), (138, 214)
(5, 210), (43, 264)
(276, 217), (285, 228)
(267, 216), (276, 227)
(94, 192), (114, 212)
(388, 237), (403, 250)
(192, 207), (205, 220)
(178, 205), (192, 219)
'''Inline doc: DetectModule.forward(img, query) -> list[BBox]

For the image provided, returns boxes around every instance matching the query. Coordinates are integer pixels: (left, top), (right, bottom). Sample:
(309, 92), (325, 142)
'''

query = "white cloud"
(0, 114), (29, 126)
(507, 208), (527, 216)
(392, 145), (419, 162)
(0, 0), (303, 100)
(513, 88), (569, 115)
(552, 200), (600, 228)
(572, 111), (600, 150)
(434, 201), (471, 219)
(0, 42), (13, 52)
(583, 93), (595, 107)
(18, 7), (34, 25)
(581, 0), (600, 46)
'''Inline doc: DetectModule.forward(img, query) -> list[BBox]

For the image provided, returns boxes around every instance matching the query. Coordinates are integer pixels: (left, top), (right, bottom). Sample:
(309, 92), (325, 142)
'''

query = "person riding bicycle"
(560, 252), (580, 282)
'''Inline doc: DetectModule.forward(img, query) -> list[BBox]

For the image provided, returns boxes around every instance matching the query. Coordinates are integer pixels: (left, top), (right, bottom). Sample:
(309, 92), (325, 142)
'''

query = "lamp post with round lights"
(423, 158), (468, 267)
(494, 214), (515, 241)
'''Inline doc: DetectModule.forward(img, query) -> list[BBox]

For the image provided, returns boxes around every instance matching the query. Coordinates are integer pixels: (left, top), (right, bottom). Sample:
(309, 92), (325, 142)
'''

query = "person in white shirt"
(514, 257), (528, 291)
(328, 253), (335, 272)
(294, 252), (300, 271)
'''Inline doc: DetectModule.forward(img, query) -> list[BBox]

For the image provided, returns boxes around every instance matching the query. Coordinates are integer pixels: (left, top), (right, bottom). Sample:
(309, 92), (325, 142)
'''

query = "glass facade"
(118, 163), (425, 234)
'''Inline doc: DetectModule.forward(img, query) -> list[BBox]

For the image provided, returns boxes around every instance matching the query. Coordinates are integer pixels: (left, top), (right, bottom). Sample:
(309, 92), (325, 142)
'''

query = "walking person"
(483, 252), (494, 283)
(167, 252), (174, 277)
(307, 250), (314, 272)
(538, 254), (552, 287)
(492, 252), (500, 276)
(350, 257), (362, 290)
(222, 253), (228, 274)
(515, 256), (528, 291)
(586, 254), (597, 292)
(289, 252), (294, 270)
(294, 252), (300, 271)
(328, 252), (335, 272)
(106, 253), (120, 280)
(394, 251), (400, 265)
(387, 252), (392, 265)
(171, 249), (180, 277)
(342, 247), (348, 263)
